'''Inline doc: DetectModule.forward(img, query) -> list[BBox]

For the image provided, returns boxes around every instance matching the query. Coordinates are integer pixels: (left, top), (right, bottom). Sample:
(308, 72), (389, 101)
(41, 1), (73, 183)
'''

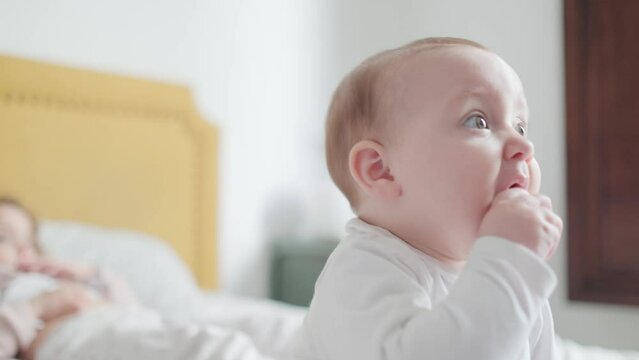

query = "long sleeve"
(302, 234), (557, 360)
(531, 300), (558, 359)
(0, 303), (40, 359)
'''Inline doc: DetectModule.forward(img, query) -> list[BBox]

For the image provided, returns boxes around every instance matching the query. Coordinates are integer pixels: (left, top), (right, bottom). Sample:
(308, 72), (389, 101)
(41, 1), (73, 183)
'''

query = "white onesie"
(292, 218), (558, 360)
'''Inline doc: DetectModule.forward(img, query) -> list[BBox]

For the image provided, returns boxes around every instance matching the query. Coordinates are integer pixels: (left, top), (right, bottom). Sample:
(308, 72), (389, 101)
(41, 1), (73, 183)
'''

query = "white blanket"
(34, 293), (305, 360)
(556, 338), (639, 360)
(36, 306), (276, 360)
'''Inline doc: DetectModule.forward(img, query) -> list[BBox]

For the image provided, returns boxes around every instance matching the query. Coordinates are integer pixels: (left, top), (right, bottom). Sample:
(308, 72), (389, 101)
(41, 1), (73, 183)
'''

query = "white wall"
(2, 0), (638, 351)
(0, 0), (194, 82)
(187, 0), (353, 298)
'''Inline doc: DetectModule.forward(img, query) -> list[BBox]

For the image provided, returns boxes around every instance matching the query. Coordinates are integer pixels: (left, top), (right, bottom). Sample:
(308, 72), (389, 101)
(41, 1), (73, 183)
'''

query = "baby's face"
(384, 46), (537, 261)
(0, 205), (38, 266)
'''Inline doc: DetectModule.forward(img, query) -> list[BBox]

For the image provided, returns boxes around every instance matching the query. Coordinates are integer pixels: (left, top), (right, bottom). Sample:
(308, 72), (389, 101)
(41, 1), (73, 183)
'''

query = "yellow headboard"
(0, 55), (218, 289)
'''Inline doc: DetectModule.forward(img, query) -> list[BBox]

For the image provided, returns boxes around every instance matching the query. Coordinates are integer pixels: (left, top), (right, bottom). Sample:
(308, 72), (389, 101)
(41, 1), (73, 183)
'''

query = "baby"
(0, 198), (136, 303)
(0, 198), (278, 360)
(295, 38), (563, 360)
(0, 197), (135, 358)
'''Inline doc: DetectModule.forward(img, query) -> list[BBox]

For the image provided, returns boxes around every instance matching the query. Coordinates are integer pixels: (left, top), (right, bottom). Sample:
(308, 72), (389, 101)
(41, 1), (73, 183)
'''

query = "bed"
(2, 54), (638, 360)
(0, 54), (304, 359)
(0, 54), (218, 289)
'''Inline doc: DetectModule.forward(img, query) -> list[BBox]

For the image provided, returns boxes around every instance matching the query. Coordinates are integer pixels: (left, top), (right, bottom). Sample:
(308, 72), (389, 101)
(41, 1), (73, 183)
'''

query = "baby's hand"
(18, 257), (97, 283)
(478, 188), (563, 259)
(29, 285), (96, 322)
(528, 158), (542, 195)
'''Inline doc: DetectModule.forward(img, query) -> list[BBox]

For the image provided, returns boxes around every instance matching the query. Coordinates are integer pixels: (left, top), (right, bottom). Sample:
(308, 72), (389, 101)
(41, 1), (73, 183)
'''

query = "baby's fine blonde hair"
(325, 37), (487, 209)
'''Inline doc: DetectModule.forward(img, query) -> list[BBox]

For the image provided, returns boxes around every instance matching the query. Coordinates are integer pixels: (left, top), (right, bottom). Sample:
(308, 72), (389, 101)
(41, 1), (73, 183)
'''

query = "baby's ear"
(349, 140), (402, 200)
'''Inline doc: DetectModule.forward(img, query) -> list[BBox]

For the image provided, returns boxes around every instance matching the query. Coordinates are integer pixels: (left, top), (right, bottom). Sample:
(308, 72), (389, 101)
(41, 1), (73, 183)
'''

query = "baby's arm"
(18, 258), (137, 304)
(479, 159), (562, 359)
(306, 237), (557, 360)
(531, 301), (558, 359)
(396, 237), (557, 359)
(0, 285), (92, 358)
(307, 183), (562, 360)
(0, 302), (40, 358)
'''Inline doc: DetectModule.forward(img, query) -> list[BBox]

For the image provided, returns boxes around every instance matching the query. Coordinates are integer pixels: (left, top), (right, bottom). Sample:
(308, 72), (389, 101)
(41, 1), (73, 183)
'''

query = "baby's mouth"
(507, 176), (530, 191)
(497, 171), (530, 194)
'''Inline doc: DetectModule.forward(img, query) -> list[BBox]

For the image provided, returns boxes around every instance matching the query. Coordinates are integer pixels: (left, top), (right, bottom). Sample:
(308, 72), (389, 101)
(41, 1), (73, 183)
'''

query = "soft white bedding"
(35, 291), (304, 360)
(37, 305), (275, 360)
(34, 221), (304, 360)
(191, 292), (305, 356)
(26, 281), (304, 359)
(39, 220), (201, 317)
(32, 220), (639, 360)
(556, 338), (639, 360)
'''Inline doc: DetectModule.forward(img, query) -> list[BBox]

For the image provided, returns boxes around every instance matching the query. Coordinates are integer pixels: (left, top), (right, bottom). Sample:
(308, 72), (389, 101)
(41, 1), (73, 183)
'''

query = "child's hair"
(0, 196), (41, 250)
(325, 37), (487, 209)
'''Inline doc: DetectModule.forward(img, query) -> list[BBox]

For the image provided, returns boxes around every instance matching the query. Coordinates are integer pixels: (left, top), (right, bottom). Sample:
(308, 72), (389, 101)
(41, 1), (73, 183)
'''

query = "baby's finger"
(536, 194), (553, 209)
(528, 158), (541, 195)
(17, 260), (43, 272)
(16, 259), (33, 270)
(542, 214), (562, 248)
(542, 224), (561, 252)
(545, 211), (563, 232)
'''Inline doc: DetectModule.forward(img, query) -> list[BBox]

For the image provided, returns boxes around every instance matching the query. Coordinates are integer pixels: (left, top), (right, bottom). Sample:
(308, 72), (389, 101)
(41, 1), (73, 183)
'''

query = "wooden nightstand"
(270, 238), (338, 306)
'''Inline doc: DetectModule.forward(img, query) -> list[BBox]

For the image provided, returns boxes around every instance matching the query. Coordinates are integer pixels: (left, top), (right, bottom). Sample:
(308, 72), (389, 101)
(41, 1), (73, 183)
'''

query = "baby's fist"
(29, 285), (96, 322)
(478, 189), (563, 259)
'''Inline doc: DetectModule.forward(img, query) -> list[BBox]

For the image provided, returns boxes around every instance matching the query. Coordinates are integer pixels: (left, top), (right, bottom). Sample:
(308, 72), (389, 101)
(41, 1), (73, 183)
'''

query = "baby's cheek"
(528, 158), (541, 194)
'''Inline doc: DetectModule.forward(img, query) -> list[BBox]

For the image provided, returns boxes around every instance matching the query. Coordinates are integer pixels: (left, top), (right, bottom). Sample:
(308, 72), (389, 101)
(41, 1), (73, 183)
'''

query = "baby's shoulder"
(315, 234), (438, 298)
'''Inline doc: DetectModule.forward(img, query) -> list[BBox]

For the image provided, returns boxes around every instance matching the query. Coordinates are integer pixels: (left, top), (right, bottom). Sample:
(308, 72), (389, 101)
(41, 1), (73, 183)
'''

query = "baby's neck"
(416, 245), (467, 273)
(358, 213), (468, 273)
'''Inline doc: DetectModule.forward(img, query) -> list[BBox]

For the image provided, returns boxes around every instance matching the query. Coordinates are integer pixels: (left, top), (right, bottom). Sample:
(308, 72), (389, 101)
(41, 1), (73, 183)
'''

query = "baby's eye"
(463, 115), (489, 130)
(515, 121), (527, 136)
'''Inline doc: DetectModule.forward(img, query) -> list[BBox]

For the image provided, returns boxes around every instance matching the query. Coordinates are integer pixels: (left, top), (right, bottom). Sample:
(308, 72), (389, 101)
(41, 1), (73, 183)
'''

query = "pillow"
(38, 220), (200, 316)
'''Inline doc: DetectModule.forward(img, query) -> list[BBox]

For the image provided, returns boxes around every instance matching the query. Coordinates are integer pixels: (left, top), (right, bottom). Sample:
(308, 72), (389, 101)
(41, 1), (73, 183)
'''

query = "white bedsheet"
(36, 305), (273, 360)
(35, 293), (305, 360)
(186, 292), (306, 356)
(556, 338), (639, 360)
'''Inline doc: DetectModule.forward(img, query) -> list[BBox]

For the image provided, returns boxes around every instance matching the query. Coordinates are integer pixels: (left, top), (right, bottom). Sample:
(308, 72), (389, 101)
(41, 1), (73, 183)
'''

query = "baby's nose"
(504, 136), (534, 161)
